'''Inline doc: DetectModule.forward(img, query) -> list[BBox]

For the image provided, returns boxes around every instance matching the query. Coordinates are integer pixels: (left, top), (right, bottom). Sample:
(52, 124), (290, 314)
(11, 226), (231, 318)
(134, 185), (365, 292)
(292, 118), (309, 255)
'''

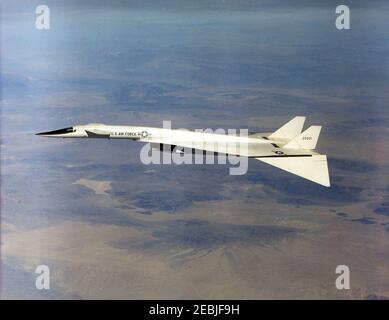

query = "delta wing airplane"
(36, 116), (330, 187)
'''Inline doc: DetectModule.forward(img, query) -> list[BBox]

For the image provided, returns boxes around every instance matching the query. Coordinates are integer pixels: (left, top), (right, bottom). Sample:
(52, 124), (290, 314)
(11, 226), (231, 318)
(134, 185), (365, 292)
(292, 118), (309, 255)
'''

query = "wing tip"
(257, 154), (331, 187)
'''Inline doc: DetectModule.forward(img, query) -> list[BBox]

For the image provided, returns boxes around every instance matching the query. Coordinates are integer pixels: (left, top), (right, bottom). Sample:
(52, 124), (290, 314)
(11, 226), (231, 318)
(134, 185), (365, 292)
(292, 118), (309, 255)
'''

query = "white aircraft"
(36, 116), (330, 187)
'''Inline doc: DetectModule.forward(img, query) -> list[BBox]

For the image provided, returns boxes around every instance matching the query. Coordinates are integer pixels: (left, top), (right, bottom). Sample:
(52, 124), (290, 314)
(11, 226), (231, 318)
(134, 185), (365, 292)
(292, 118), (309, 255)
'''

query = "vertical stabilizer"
(268, 116), (306, 140)
(284, 126), (321, 150)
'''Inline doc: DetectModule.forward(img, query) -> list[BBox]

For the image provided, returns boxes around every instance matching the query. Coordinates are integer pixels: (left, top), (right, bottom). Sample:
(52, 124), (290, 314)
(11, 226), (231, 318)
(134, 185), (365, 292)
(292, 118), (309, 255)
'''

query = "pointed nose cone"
(35, 131), (53, 137)
(35, 127), (74, 137)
